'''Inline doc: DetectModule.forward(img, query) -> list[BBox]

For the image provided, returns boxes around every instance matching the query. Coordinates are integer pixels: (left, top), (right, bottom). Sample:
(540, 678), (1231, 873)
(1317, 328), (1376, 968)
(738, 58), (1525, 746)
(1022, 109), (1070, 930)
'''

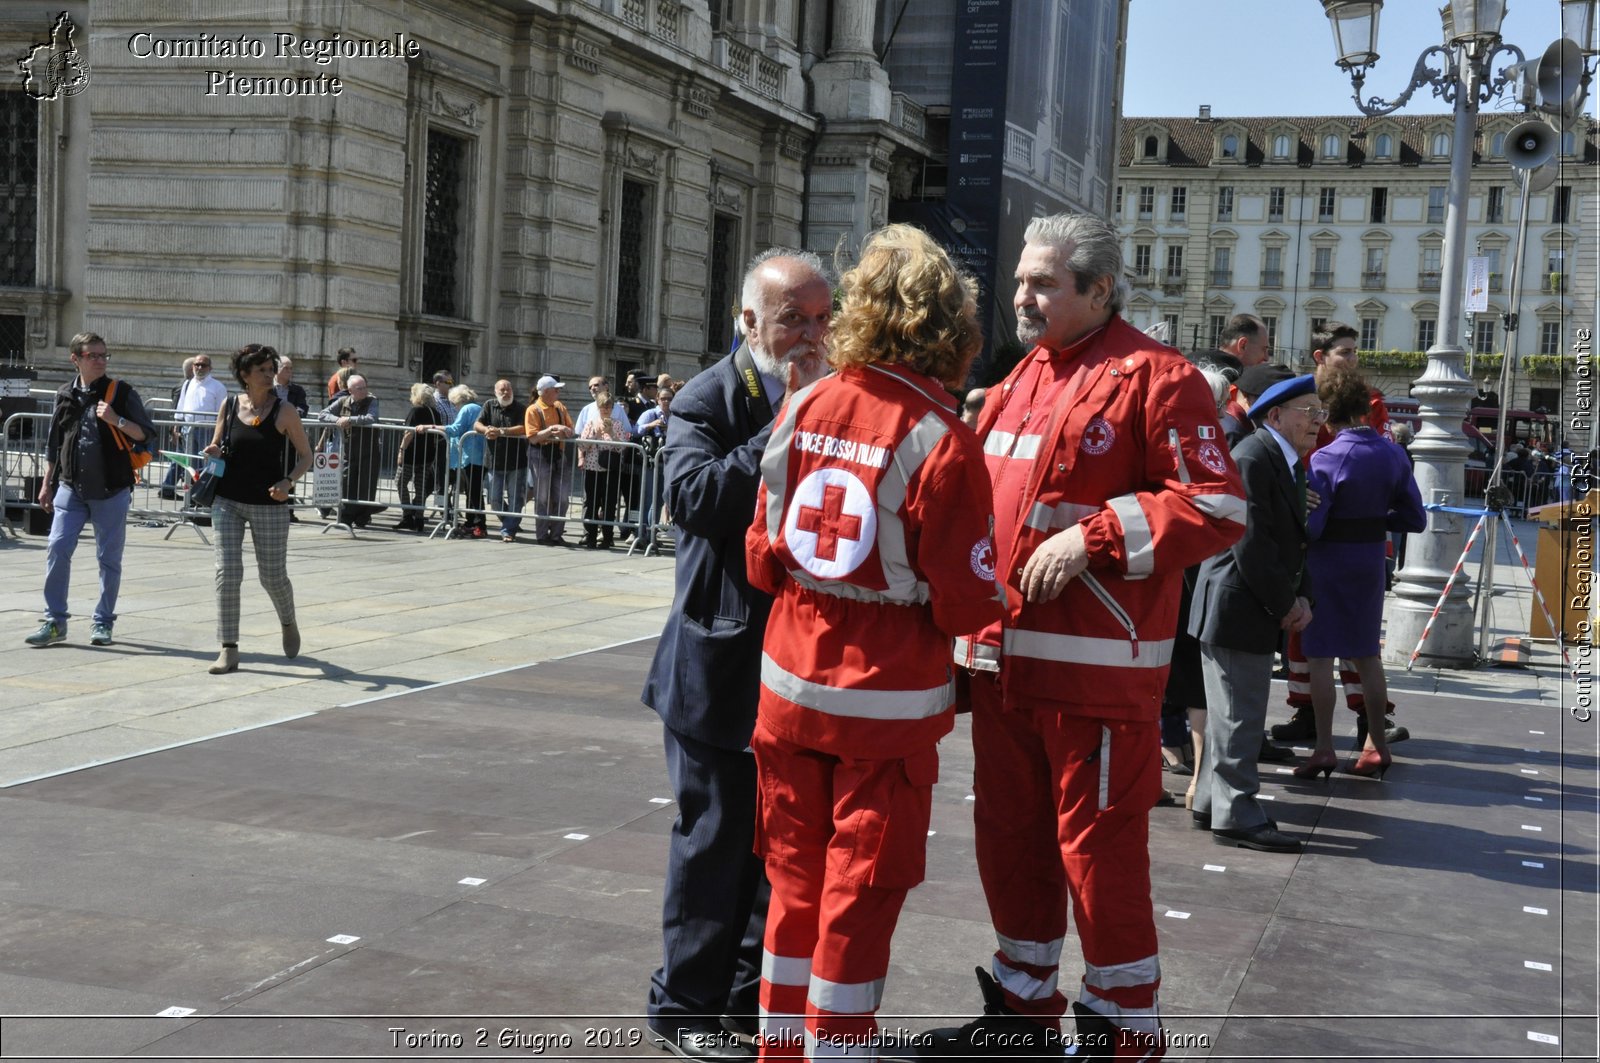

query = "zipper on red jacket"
(1080, 572), (1141, 659)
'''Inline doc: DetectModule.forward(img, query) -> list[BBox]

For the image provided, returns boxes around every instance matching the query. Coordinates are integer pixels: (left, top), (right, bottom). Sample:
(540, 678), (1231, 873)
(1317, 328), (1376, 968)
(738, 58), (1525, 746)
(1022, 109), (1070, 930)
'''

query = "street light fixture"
(1319, 0), (1530, 667)
(1562, 0), (1598, 56)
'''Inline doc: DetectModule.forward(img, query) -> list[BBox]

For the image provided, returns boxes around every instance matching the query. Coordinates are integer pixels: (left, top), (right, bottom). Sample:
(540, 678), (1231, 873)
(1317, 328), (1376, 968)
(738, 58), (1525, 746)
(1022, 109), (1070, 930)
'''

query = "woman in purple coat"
(1294, 369), (1426, 780)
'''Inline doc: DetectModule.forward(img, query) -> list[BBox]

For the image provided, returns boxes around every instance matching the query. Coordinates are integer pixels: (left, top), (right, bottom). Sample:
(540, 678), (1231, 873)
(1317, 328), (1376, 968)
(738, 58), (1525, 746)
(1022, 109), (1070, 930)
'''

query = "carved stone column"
(808, 0), (889, 122)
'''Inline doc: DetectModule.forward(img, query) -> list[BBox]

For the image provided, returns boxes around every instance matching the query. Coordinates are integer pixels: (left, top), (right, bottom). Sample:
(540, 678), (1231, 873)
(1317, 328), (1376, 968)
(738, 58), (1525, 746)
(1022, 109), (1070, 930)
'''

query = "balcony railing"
(1005, 124), (1035, 169)
(1161, 271), (1185, 291)
(1543, 273), (1565, 293)
(1310, 271), (1334, 288)
(1209, 270), (1232, 286)
(890, 93), (926, 138)
(1427, 207), (1445, 223)
(1361, 271), (1386, 289)
(1260, 269), (1283, 288)
(1131, 271), (1155, 287)
(1419, 270), (1441, 290)
(1169, 210), (1186, 222)
(716, 33), (785, 100)
(1136, 209), (1153, 220)
(1216, 209), (1233, 221)
(1268, 210), (1284, 222)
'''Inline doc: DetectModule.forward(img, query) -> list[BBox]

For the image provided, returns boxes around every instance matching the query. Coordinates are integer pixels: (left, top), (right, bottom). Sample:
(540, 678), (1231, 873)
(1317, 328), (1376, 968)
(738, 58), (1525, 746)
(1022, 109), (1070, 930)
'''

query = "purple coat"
(1302, 427), (1426, 658)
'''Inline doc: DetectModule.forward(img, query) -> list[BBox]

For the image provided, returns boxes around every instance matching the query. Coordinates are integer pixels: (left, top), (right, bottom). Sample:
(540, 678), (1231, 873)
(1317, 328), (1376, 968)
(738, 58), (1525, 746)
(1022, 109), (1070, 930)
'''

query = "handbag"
(188, 397), (234, 508)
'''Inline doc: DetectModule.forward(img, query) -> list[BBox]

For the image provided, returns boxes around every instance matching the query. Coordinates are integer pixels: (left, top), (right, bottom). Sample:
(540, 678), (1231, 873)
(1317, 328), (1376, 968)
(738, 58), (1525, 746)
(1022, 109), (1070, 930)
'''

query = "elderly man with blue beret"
(1187, 373), (1325, 854)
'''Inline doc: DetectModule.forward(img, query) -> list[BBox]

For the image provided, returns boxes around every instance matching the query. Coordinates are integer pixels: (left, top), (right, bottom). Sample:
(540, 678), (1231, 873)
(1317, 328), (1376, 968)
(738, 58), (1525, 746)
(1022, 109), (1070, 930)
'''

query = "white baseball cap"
(536, 375), (564, 391)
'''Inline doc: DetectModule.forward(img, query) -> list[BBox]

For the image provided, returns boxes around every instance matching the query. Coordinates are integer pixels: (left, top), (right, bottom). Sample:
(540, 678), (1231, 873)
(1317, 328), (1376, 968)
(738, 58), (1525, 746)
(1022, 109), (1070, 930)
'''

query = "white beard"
(748, 342), (783, 378)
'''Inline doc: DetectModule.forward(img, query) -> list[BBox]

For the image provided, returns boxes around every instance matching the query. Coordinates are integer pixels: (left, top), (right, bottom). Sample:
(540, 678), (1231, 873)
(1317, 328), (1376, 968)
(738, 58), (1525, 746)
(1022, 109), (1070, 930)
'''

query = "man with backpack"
(27, 332), (158, 648)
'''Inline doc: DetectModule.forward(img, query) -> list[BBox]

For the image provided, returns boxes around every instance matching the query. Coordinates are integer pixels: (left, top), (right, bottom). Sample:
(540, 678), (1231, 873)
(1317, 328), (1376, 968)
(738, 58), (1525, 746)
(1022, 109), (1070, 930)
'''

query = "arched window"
(1273, 134), (1291, 158)
(1143, 134), (1159, 158)
(1374, 133), (1392, 158)
(1432, 132), (1451, 156)
(1222, 133), (1238, 158)
(1322, 133), (1341, 157)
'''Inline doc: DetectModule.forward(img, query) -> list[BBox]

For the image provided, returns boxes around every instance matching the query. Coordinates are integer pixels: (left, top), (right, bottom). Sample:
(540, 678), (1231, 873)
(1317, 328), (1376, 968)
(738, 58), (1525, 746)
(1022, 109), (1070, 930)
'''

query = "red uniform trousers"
(1283, 629), (1394, 716)
(751, 721), (938, 1060)
(969, 671), (1164, 1034)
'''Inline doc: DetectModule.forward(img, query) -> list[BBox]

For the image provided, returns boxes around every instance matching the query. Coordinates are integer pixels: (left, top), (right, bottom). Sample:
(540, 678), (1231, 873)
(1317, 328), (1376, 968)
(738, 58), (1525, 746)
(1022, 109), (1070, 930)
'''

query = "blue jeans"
(484, 467), (528, 534)
(44, 484), (131, 627)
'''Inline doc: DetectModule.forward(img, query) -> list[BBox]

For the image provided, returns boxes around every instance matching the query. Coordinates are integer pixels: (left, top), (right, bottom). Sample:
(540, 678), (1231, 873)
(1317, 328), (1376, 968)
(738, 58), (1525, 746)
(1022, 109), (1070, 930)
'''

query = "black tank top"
(217, 396), (289, 505)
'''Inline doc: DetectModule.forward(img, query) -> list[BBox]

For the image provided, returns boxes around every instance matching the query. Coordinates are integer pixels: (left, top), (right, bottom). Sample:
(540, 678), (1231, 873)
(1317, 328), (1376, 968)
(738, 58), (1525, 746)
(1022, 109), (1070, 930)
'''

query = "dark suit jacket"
(1189, 427), (1311, 653)
(641, 348), (776, 750)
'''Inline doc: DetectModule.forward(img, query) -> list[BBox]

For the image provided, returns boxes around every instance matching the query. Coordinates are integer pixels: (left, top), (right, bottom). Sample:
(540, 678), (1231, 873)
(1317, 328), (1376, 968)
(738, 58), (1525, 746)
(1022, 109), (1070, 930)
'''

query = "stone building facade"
(1, 0), (1128, 407)
(1113, 110), (1597, 418)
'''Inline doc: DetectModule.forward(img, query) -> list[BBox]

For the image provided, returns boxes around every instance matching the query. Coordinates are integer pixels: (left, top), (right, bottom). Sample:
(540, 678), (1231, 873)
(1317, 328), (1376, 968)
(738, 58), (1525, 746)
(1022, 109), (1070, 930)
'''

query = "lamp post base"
(1382, 340), (1478, 668)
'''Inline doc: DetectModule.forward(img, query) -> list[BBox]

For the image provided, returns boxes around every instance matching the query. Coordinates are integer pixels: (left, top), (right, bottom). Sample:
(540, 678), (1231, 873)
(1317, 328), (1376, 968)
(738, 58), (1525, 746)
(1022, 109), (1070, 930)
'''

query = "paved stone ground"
(0, 516), (1595, 1061)
(0, 518), (677, 787)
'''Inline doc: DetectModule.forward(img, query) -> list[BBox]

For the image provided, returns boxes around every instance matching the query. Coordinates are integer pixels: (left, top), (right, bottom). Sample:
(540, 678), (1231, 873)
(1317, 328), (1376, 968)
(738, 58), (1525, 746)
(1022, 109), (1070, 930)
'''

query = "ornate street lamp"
(1319, 0), (1526, 666)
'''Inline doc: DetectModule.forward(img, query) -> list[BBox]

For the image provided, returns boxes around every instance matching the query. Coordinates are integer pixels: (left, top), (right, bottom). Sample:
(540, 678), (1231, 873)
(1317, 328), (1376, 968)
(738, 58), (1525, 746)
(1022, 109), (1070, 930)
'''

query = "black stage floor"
(0, 638), (1594, 1061)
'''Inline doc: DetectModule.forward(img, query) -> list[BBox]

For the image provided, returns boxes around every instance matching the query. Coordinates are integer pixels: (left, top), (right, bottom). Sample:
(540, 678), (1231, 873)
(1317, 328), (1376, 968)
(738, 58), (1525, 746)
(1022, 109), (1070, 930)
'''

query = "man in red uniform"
(1270, 322), (1406, 751)
(745, 225), (1005, 1060)
(930, 213), (1246, 1061)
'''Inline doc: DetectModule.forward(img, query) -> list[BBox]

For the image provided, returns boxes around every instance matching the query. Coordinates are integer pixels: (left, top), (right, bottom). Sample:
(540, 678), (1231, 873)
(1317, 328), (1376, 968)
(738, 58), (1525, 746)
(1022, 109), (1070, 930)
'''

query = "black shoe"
(1355, 713), (1410, 749)
(1213, 824), (1303, 853)
(1257, 738), (1295, 763)
(648, 1024), (752, 1061)
(917, 967), (1067, 1057)
(1069, 1002), (1118, 1062)
(1193, 810), (1276, 832)
(1270, 708), (1317, 743)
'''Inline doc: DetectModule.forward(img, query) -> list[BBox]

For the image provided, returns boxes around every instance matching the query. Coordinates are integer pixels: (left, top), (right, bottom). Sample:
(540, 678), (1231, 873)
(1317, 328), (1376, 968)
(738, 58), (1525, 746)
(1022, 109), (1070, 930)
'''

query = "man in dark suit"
(642, 248), (832, 1061)
(1189, 374), (1323, 854)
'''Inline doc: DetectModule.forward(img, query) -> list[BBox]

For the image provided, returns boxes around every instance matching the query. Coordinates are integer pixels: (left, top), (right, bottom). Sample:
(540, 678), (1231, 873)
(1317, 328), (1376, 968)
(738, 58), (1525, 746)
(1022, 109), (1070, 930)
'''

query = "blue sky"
(1123, 0), (1575, 117)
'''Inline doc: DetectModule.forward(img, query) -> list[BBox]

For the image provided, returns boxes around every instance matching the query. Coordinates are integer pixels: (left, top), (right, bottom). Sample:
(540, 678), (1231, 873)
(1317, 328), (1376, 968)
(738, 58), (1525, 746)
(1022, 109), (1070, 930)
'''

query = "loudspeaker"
(1507, 38), (1586, 118)
(1536, 37), (1584, 118)
(1520, 158), (1560, 193)
(1505, 119), (1558, 170)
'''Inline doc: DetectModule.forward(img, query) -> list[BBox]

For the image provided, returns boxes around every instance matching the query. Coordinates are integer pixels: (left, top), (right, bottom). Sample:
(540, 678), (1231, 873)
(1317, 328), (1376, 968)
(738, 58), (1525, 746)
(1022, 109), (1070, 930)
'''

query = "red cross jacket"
(746, 363), (1006, 759)
(955, 316), (1247, 719)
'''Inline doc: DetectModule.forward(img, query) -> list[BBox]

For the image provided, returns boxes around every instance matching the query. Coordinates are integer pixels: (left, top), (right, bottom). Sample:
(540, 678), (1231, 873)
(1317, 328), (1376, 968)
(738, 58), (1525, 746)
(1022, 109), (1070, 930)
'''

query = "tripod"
(1406, 502), (1576, 679)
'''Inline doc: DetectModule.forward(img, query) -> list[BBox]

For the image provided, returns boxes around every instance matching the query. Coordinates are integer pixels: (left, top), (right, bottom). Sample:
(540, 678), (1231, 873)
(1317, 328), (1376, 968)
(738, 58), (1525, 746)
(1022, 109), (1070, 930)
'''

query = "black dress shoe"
(1193, 810), (1276, 832)
(1257, 738), (1295, 762)
(650, 1025), (753, 1061)
(1213, 824), (1303, 853)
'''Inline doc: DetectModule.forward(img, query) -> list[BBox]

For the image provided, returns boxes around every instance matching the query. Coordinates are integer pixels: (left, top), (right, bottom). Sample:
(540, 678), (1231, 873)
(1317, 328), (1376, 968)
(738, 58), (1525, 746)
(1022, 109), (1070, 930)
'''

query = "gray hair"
(1198, 366), (1231, 416)
(737, 247), (830, 336)
(1023, 213), (1130, 314)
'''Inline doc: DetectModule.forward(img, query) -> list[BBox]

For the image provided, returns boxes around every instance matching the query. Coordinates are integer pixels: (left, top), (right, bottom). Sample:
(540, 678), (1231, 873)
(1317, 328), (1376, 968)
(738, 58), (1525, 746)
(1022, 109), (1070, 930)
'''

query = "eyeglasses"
(75, 351), (108, 361)
(1283, 404), (1329, 422)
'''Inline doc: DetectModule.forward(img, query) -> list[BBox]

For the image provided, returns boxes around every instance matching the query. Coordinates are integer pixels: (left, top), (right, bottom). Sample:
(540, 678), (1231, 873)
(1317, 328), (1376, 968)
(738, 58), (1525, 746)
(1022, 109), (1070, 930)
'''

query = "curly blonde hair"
(828, 224), (981, 387)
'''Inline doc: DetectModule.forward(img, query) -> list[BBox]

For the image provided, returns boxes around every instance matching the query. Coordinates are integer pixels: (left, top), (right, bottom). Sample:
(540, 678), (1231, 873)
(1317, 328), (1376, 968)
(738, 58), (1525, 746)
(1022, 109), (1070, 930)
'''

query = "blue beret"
(1247, 373), (1317, 420)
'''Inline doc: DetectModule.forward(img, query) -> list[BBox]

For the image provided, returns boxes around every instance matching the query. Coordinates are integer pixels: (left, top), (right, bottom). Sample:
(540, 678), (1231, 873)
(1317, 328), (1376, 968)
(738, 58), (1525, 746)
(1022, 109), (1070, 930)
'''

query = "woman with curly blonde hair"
(828, 223), (982, 386)
(743, 223), (1000, 1054)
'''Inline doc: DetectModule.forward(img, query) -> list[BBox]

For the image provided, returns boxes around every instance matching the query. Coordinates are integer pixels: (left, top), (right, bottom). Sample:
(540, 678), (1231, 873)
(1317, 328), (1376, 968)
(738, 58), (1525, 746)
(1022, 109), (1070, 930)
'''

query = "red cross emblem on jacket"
(795, 483), (862, 562)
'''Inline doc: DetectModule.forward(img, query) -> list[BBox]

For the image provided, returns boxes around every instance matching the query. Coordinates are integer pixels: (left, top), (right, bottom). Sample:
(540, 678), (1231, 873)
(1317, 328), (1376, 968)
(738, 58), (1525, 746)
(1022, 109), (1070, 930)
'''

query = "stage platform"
(0, 637), (1594, 1061)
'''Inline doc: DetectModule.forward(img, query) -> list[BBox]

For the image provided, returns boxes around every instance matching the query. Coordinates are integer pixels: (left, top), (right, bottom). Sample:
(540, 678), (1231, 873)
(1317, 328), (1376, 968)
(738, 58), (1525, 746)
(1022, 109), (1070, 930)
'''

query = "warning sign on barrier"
(313, 450), (341, 507)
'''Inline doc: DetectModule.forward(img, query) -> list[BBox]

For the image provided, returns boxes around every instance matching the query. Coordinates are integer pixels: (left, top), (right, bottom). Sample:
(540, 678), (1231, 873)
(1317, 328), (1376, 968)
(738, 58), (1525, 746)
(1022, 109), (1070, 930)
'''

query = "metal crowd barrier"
(2, 406), (677, 553)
